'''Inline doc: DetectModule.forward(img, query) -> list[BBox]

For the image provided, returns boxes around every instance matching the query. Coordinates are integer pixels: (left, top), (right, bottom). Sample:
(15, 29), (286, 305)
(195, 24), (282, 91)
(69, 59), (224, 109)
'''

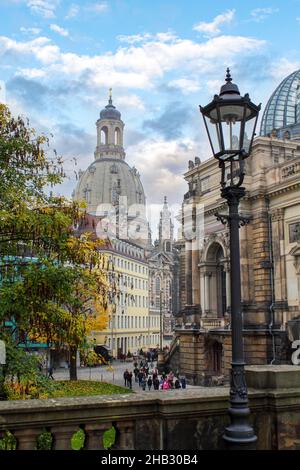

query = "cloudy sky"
(0, 0), (299, 231)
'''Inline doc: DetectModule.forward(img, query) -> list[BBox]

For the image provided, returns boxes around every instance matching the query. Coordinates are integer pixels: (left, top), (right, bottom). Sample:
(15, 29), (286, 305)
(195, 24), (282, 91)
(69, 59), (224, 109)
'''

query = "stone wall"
(1, 366), (300, 450)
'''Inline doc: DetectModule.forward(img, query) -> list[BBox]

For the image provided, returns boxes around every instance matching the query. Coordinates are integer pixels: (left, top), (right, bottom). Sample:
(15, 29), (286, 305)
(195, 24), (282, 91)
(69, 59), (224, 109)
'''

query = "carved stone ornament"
(230, 365), (248, 402)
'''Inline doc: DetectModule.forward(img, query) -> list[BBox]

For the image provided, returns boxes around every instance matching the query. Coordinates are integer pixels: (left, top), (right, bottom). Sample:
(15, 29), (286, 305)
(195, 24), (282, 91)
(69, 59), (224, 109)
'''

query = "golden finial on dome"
(109, 87), (112, 103)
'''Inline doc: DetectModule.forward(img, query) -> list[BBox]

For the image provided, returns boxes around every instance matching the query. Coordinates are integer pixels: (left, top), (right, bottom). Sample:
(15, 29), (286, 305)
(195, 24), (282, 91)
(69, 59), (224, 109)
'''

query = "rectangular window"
(289, 222), (300, 243)
(200, 176), (210, 193)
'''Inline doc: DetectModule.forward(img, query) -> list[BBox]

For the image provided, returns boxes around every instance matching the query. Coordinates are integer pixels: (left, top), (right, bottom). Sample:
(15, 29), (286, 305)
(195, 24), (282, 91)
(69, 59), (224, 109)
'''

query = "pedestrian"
(153, 377), (160, 390)
(141, 375), (146, 391)
(174, 378), (181, 389)
(163, 379), (170, 390)
(147, 376), (153, 391)
(128, 371), (133, 389)
(180, 376), (186, 389)
(138, 370), (144, 387)
(123, 369), (129, 387)
(47, 365), (54, 380)
(159, 377), (164, 389)
(134, 367), (139, 382)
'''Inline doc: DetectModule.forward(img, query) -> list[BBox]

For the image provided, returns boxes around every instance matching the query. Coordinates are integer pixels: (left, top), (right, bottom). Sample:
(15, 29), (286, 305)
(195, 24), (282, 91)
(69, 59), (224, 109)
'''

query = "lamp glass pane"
(243, 115), (257, 153)
(204, 115), (221, 155)
(213, 103), (247, 122)
(222, 118), (241, 152)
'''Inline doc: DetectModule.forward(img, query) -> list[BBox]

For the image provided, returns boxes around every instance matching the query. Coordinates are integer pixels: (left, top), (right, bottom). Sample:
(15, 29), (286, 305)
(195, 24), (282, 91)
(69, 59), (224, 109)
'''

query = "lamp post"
(160, 290), (163, 352)
(200, 69), (260, 449)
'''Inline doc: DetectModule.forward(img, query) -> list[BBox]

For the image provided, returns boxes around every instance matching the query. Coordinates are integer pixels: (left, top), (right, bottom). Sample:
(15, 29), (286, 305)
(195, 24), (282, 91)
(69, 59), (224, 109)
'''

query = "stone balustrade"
(1, 366), (300, 450)
(200, 318), (225, 329)
(281, 159), (300, 180)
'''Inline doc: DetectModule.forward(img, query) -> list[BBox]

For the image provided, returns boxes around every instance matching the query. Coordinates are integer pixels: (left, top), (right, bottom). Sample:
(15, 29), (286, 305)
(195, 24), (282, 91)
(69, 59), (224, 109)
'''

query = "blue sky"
(0, 0), (299, 220)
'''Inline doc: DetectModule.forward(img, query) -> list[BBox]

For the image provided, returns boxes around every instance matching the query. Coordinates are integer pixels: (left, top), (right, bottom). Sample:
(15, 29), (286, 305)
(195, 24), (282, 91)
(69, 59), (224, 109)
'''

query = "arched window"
(101, 126), (108, 145)
(155, 277), (161, 293)
(114, 127), (121, 145)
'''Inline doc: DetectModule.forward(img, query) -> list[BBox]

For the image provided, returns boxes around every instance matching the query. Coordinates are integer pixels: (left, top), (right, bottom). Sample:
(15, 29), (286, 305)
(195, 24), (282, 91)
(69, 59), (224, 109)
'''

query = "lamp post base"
(223, 365), (257, 450)
(223, 421), (257, 450)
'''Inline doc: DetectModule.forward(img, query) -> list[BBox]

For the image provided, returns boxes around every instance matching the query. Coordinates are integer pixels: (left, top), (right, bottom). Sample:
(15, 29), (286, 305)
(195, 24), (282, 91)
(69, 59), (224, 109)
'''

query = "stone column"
(293, 255), (300, 308)
(200, 272), (205, 315)
(271, 209), (287, 302)
(225, 264), (231, 312)
(250, 198), (272, 327)
(14, 428), (44, 450)
(85, 423), (111, 450)
(191, 240), (200, 306)
(204, 273), (210, 314)
(115, 421), (135, 450)
(185, 241), (193, 305)
(51, 425), (79, 450)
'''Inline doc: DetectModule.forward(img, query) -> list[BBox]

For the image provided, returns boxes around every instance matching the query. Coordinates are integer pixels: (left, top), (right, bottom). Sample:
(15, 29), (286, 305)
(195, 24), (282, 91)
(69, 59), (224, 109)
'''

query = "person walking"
(174, 378), (181, 389)
(141, 375), (146, 391)
(128, 371), (133, 389)
(47, 365), (54, 380)
(147, 376), (153, 391)
(138, 370), (144, 387)
(180, 376), (186, 389)
(153, 376), (159, 390)
(163, 379), (170, 390)
(123, 369), (129, 387)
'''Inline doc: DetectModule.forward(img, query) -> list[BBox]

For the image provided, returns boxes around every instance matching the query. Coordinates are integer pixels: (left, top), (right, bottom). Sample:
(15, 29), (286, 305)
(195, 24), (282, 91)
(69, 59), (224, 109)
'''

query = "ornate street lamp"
(200, 69), (261, 449)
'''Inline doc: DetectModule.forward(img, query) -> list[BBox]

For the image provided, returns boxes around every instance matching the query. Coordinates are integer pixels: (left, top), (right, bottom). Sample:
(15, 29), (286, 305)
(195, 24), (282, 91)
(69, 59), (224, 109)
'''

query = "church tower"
(94, 89), (125, 160)
(158, 196), (174, 253)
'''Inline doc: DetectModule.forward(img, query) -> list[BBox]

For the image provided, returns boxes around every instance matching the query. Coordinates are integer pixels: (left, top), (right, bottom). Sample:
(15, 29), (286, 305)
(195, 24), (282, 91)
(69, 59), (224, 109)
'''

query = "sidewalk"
(50, 360), (199, 393)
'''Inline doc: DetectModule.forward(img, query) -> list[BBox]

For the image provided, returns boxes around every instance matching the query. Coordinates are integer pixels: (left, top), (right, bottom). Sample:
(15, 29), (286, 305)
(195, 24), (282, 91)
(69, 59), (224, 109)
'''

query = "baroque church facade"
(167, 70), (300, 384)
(73, 92), (179, 355)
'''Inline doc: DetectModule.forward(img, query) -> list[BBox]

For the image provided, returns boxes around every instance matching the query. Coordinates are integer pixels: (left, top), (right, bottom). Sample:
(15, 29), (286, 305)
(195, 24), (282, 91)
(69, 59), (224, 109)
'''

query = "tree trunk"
(69, 347), (78, 381)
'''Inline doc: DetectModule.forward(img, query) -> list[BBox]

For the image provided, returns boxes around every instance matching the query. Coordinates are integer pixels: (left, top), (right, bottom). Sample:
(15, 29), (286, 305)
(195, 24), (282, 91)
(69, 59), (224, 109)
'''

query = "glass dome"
(260, 69), (300, 136)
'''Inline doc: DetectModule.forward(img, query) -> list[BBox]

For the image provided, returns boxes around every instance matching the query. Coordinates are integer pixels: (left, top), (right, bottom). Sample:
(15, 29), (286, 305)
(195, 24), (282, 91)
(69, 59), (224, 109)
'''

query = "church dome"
(74, 158), (146, 214)
(260, 69), (300, 139)
(74, 92), (146, 216)
(100, 97), (121, 121)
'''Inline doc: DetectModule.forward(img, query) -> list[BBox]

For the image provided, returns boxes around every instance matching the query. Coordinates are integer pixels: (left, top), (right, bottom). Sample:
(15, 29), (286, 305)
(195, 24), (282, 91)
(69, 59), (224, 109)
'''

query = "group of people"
(123, 360), (186, 391)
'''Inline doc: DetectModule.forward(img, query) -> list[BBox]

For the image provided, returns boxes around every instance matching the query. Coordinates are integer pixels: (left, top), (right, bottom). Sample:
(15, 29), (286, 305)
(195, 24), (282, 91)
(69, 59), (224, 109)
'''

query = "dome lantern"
(95, 89), (125, 160)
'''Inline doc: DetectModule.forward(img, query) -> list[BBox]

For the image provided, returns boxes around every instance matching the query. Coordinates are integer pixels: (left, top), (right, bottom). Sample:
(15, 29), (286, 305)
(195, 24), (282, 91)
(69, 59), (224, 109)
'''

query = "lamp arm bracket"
(215, 212), (252, 227)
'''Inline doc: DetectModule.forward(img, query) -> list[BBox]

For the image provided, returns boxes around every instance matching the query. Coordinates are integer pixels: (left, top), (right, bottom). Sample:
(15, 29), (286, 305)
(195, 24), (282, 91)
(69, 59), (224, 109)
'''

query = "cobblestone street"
(50, 360), (199, 393)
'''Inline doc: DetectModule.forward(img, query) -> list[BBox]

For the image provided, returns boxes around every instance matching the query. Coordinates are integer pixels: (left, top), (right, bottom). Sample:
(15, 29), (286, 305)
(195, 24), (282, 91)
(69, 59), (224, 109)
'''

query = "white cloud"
(250, 7), (279, 22)
(50, 24), (69, 37)
(269, 58), (300, 81)
(126, 138), (196, 205)
(118, 31), (177, 45)
(168, 78), (200, 94)
(16, 67), (46, 78)
(117, 94), (145, 111)
(117, 33), (153, 44)
(65, 3), (79, 19)
(86, 2), (108, 14)
(206, 79), (223, 95)
(0, 32), (266, 91)
(27, 0), (59, 19)
(193, 9), (235, 36)
(0, 36), (61, 65)
(20, 26), (41, 35)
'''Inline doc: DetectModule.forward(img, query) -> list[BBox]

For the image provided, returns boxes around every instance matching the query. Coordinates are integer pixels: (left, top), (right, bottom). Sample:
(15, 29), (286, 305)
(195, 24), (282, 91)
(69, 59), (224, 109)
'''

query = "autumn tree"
(0, 103), (111, 382)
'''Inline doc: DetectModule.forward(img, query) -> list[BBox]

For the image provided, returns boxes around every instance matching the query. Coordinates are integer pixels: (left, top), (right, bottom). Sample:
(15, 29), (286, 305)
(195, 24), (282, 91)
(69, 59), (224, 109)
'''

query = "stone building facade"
(169, 71), (300, 384)
(73, 93), (179, 355)
(148, 197), (180, 347)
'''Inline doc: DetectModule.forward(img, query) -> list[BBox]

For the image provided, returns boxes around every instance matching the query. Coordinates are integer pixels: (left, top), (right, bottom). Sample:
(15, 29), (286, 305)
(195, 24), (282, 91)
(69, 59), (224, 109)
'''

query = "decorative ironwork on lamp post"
(200, 69), (261, 449)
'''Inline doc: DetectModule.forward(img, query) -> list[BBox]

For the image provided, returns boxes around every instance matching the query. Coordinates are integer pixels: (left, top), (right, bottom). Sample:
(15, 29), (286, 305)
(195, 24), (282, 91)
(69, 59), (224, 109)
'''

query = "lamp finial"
(225, 68), (232, 83)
